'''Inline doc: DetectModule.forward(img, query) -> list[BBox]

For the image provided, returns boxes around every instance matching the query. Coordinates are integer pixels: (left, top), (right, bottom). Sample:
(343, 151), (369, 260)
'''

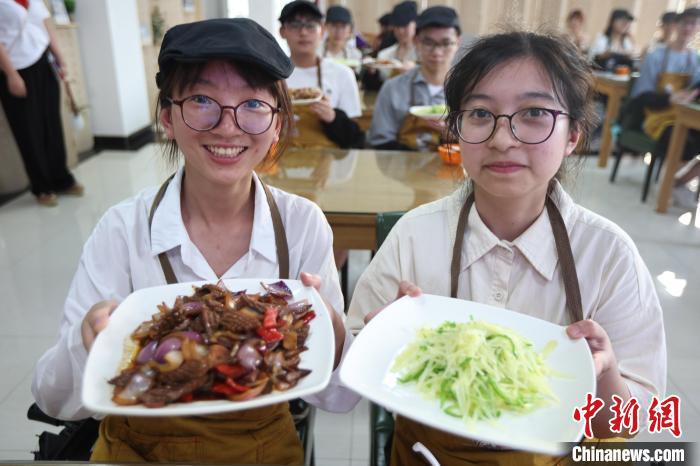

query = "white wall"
(75, 0), (150, 137)
(247, 0), (290, 54)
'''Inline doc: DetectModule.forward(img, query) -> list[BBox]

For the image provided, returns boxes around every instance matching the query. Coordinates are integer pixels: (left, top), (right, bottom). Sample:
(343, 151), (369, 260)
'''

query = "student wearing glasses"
(349, 31), (665, 465)
(31, 18), (359, 464)
(368, 6), (460, 151)
(279, 0), (363, 149)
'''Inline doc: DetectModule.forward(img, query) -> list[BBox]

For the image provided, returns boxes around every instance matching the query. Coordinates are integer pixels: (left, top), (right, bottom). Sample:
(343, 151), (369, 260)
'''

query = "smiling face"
(458, 58), (580, 203)
(160, 60), (281, 188)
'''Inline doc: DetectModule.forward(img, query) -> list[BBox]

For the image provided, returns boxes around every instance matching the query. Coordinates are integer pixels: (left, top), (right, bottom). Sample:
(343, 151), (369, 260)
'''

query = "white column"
(74, 0), (150, 138)
(248, 0), (290, 54)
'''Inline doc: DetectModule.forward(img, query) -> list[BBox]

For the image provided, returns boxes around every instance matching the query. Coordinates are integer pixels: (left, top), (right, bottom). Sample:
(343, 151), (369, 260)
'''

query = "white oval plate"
(82, 279), (334, 416)
(340, 294), (595, 456)
(409, 105), (446, 120)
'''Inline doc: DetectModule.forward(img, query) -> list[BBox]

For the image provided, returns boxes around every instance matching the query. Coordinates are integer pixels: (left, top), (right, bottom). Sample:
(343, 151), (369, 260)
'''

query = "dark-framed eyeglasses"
(168, 95), (279, 134)
(419, 39), (458, 51)
(286, 20), (321, 32)
(455, 107), (570, 144)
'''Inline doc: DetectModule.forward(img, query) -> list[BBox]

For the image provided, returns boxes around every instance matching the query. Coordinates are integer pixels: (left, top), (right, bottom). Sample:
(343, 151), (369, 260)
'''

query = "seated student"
(588, 9), (636, 70)
(376, 1), (418, 76)
(630, 7), (700, 208)
(31, 18), (360, 464)
(643, 11), (679, 56)
(320, 6), (362, 74)
(280, 0), (363, 149)
(349, 30), (666, 465)
(368, 6), (460, 151)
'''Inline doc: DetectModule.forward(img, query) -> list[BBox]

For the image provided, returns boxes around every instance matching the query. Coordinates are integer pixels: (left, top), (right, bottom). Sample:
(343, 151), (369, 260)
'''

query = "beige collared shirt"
(33, 167), (359, 420)
(347, 182), (666, 419)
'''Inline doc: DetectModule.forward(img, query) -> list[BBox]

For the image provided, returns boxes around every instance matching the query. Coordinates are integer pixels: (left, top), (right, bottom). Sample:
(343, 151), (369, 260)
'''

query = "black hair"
(604, 11), (631, 41)
(444, 30), (596, 182)
(156, 60), (292, 168)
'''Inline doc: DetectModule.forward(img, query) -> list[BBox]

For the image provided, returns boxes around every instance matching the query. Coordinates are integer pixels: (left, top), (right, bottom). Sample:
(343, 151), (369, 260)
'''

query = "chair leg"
(654, 155), (663, 182)
(610, 149), (624, 183)
(642, 157), (655, 202)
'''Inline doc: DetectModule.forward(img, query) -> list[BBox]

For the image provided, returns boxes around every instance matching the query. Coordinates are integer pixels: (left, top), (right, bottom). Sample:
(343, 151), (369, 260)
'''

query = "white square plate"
(82, 279), (334, 416)
(340, 294), (595, 455)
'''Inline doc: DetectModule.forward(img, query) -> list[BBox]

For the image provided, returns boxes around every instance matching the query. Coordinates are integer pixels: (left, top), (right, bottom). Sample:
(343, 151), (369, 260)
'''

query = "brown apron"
(90, 175), (303, 465)
(289, 57), (338, 149)
(390, 190), (623, 466)
(643, 48), (692, 140)
(397, 70), (443, 151)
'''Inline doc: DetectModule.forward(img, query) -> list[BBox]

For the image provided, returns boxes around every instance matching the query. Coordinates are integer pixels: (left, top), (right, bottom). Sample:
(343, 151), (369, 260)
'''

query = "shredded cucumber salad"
(392, 320), (558, 421)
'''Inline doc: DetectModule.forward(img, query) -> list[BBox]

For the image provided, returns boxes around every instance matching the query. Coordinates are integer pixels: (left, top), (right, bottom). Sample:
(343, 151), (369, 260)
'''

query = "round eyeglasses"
(168, 95), (279, 135)
(455, 107), (570, 144)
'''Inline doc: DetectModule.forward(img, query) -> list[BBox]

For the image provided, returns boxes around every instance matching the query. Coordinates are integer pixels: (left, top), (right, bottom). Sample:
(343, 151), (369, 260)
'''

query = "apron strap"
(148, 174), (290, 284)
(260, 181), (290, 280)
(449, 190), (583, 323)
(148, 174), (179, 285)
(316, 56), (323, 89)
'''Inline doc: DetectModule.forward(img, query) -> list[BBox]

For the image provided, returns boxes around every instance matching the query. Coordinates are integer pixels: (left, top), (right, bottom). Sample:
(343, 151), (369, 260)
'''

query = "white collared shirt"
(32, 168), (359, 420)
(0, 0), (50, 70)
(347, 182), (666, 421)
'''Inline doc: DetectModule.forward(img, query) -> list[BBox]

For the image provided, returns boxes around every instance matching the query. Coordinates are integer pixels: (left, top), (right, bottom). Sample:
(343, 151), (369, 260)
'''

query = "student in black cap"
(31, 17), (360, 465)
(369, 6), (460, 151)
(321, 5), (362, 70)
(279, 0), (364, 148)
(589, 8), (636, 65)
(377, 1), (418, 70)
(374, 12), (397, 55)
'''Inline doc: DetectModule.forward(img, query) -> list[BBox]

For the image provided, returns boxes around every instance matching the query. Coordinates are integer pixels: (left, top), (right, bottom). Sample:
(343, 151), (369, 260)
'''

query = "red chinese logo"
(572, 392), (604, 438)
(648, 395), (681, 437)
(609, 395), (640, 435)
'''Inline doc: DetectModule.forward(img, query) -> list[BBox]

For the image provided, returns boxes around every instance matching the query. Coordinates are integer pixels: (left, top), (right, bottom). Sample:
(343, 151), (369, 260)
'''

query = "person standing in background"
(0, 0), (83, 207)
(373, 12), (396, 56)
(564, 9), (589, 52)
(280, 0), (364, 149)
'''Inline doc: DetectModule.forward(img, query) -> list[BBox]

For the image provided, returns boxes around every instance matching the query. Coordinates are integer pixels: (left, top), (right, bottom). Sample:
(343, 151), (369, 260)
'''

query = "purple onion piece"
(261, 280), (293, 299)
(288, 300), (312, 315)
(119, 371), (153, 401)
(236, 341), (262, 370)
(182, 301), (203, 312)
(136, 340), (158, 364)
(154, 338), (181, 363)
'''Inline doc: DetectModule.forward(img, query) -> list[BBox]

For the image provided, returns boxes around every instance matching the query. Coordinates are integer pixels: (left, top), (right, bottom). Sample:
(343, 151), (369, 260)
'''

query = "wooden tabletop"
(259, 148), (465, 249)
(593, 72), (632, 168)
(656, 102), (700, 213)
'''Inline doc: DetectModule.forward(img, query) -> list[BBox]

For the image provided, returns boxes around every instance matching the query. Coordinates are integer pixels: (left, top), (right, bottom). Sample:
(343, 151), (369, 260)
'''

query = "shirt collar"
(461, 181), (574, 281)
(149, 169), (277, 265)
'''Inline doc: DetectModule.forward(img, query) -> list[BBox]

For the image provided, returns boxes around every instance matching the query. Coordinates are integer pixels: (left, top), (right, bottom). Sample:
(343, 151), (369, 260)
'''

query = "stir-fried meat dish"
(289, 87), (322, 101)
(109, 281), (316, 408)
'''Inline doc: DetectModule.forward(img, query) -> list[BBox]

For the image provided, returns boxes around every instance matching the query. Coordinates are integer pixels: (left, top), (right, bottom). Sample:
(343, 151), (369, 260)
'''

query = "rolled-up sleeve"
(590, 236), (667, 426)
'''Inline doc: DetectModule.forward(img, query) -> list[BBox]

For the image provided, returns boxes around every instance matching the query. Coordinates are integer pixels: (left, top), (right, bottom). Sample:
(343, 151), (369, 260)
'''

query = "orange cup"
(438, 144), (461, 165)
(614, 65), (630, 76)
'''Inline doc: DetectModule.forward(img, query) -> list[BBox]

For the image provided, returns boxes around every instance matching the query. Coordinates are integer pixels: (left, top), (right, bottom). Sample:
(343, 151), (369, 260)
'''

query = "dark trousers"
(0, 50), (74, 195)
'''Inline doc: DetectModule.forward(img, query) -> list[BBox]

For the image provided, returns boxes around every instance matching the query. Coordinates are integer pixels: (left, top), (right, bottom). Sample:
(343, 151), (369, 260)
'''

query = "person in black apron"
(32, 18), (359, 464)
(348, 31), (666, 465)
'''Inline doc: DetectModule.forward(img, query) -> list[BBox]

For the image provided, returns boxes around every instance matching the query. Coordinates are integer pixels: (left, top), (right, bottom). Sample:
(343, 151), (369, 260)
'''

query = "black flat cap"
(326, 5), (352, 24)
(156, 18), (293, 87)
(416, 6), (460, 34)
(611, 9), (634, 21)
(279, 0), (323, 23)
(391, 1), (418, 27)
(661, 11), (678, 24)
(678, 7), (700, 21)
(379, 13), (392, 26)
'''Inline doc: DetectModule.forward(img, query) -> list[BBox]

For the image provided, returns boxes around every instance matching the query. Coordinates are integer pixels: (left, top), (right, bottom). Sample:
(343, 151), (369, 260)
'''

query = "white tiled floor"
(0, 146), (698, 462)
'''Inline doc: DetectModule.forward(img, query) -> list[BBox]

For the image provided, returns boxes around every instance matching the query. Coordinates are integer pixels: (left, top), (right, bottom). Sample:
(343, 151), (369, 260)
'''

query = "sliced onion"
(155, 338), (181, 363)
(114, 371), (153, 404)
(165, 331), (202, 343)
(229, 378), (268, 401)
(237, 342), (262, 370)
(182, 301), (203, 312)
(136, 341), (158, 364)
(153, 350), (184, 372)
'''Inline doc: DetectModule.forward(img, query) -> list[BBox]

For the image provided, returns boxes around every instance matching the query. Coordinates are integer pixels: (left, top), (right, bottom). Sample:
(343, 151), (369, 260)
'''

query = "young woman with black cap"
(31, 17), (359, 464)
(376, 1), (419, 78)
(280, 0), (364, 149)
(322, 5), (362, 68)
(589, 9), (636, 68)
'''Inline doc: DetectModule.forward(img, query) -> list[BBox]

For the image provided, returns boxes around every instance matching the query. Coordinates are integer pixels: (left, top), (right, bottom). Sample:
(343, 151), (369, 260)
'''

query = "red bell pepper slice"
(179, 393), (194, 402)
(263, 306), (279, 329)
(257, 326), (284, 343)
(301, 310), (316, 324)
(215, 363), (247, 379)
(224, 377), (250, 393)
